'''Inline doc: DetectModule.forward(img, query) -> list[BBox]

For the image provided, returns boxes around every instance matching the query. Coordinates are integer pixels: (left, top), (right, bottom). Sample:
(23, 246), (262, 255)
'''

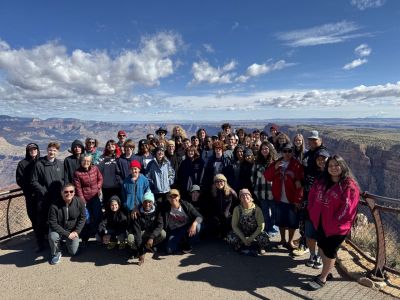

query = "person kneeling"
(163, 189), (202, 254)
(98, 196), (128, 250)
(226, 189), (269, 256)
(128, 191), (166, 265)
(48, 184), (86, 265)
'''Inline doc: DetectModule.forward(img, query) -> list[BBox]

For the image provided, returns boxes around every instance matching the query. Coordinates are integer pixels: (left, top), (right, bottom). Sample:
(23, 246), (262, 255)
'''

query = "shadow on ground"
(176, 241), (314, 299)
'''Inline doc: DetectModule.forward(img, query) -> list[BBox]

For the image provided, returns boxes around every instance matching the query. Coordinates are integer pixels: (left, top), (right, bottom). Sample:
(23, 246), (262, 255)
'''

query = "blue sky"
(0, 0), (399, 121)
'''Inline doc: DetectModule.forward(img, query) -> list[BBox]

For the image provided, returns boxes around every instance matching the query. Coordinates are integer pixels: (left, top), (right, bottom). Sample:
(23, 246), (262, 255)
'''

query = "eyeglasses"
(63, 190), (74, 194)
(282, 149), (293, 153)
(88, 141), (95, 144)
(118, 135), (126, 138)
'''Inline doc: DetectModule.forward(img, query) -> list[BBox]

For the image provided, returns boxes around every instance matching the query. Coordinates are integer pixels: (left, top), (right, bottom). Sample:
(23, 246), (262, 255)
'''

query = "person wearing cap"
(165, 140), (182, 176)
(163, 189), (203, 254)
(226, 188), (269, 256)
(118, 139), (140, 180)
(137, 139), (153, 171)
(117, 130), (127, 154)
(64, 139), (85, 184)
(176, 145), (205, 201)
(301, 148), (330, 265)
(267, 124), (280, 146)
(74, 154), (103, 243)
(264, 142), (304, 251)
(128, 190), (166, 265)
(31, 141), (64, 251)
(210, 174), (238, 238)
(122, 160), (150, 219)
(16, 142), (41, 242)
(155, 127), (168, 139)
(145, 146), (175, 207)
(84, 137), (101, 165)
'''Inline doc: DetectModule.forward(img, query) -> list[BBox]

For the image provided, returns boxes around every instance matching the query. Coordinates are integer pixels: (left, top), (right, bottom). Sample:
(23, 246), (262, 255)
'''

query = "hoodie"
(16, 143), (40, 195)
(64, 140), (85, 184)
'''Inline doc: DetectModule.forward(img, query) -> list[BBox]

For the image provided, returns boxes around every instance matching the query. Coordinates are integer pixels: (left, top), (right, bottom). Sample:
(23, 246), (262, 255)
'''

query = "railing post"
(364, 193), (386, 280)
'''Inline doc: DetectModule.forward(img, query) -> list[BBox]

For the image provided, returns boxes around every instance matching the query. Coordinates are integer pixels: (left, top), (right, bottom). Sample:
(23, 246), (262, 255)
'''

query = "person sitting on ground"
(48, 183), (86, 265)
(209, 174), (238, 238)
(163, 189), (203, 254)
(307, 155), (360, 290)
(98, 195), (128, 250)
(128, 191), (166, 266)
(226, 189), (269, 256)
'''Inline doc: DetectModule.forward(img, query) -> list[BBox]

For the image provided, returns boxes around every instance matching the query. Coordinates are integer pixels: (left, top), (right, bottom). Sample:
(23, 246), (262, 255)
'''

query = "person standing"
(16, 143), (40, 234)
(31, 142), (64, 251)
(64, 140), (85, 184)
(307, 155), (360, 290)
(48, 183), (86, 265)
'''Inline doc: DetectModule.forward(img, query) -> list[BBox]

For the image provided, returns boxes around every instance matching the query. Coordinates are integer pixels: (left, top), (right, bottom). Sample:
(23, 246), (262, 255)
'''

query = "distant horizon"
(0, 1), (399, 120)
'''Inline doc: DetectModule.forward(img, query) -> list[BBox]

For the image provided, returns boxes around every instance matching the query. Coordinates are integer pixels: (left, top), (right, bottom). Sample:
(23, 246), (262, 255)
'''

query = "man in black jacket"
(16, 143), (40, 231)
(128, 191), (166, 266)
(64, 139), (84, 184)
(163, 189), (203, 254)
(48, 183), (86, 265)
(31, 142), (65, 251)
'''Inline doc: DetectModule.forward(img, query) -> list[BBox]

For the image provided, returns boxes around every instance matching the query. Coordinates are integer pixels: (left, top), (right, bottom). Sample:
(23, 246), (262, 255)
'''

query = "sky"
(0, 0), (399, 121)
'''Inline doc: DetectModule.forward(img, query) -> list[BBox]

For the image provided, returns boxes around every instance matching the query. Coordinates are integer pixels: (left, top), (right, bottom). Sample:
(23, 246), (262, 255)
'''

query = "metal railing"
(348, 192), (400, 280)
(0, 188), (32, 241)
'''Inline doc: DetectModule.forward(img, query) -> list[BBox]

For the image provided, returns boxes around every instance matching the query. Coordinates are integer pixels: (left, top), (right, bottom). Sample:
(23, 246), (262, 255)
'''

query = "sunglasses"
(118, 135), (126, 138)
(63, 190), (74, 194)
(282, 149), (293, 154)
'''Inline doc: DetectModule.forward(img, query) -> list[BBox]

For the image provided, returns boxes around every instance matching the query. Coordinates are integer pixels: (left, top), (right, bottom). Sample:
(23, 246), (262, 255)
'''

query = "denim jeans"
(48, 231), (80, 256)
(166, 223), (201, 253)
(260, 199), (277, 233)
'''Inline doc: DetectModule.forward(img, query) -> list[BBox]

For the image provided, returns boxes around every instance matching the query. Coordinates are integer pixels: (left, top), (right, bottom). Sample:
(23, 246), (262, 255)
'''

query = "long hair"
(211, 175), (234, 197)
(171, 125), (187, 139)
(322, 154), (358, 190)
(103, 139), (121, 158)
(255, 141), (277, 166)
(293, 133), (306, 161)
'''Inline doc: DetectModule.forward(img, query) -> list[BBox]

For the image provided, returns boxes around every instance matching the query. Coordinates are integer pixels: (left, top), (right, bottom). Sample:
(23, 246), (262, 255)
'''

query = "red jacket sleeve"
(264, 162), (277, 182)
(334, 179), (360, 224)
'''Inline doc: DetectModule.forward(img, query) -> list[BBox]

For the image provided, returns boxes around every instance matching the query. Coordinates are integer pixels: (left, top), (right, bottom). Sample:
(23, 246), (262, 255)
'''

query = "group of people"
(15, 123), (360, 290)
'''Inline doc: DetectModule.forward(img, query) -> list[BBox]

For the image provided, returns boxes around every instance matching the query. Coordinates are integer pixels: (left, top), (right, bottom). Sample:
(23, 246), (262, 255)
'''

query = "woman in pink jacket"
(307, 154), (360, 290)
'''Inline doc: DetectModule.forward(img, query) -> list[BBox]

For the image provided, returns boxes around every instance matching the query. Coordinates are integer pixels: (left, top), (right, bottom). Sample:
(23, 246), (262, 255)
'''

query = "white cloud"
(351, 0), (386, 10)
(189, 60), (237, 85)
(236, 60), (293, 83)
(355, 44), (371, 57)
(0, 32), (182, 98)
(343, 58), (368, 70)
(277, 21), (368, 47)
(203, 44), (215, 53)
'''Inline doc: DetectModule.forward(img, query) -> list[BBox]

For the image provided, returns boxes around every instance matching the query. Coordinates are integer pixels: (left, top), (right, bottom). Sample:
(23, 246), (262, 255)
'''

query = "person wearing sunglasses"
(48, 183), (86, 265)
(117, 130), (127, 154)
(264, 143), (304, 251)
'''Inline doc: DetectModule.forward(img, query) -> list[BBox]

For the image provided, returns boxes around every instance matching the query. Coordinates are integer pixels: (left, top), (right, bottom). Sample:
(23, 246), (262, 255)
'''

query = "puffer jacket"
(74, 166), (103, 203)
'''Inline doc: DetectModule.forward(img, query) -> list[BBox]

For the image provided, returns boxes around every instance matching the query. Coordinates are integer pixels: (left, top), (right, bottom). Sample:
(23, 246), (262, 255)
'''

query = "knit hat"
(239, 188), (251, 198)
(118, 130), (127, 136)
(130, 160), (142, 169)
(244, 148), (253, 157)
(143, 191), (155, 203)
(214, 173), (227, 183)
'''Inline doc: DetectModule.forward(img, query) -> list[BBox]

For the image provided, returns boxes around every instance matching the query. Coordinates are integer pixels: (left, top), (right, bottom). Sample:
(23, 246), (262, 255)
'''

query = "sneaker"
(182, 246), (193, 254)
(292, 245), (310, 257)
(306, 254), (315, 267)
(50, 252), (62, 265)
(313, 255), (323, 269)
(258, 249), (267, 256)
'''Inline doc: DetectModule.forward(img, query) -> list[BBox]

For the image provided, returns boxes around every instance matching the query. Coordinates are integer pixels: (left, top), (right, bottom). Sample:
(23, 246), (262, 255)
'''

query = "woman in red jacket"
(264, 143), (304, 250)
(307, 155), (360, 290)
(74, 154), (103, 242)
